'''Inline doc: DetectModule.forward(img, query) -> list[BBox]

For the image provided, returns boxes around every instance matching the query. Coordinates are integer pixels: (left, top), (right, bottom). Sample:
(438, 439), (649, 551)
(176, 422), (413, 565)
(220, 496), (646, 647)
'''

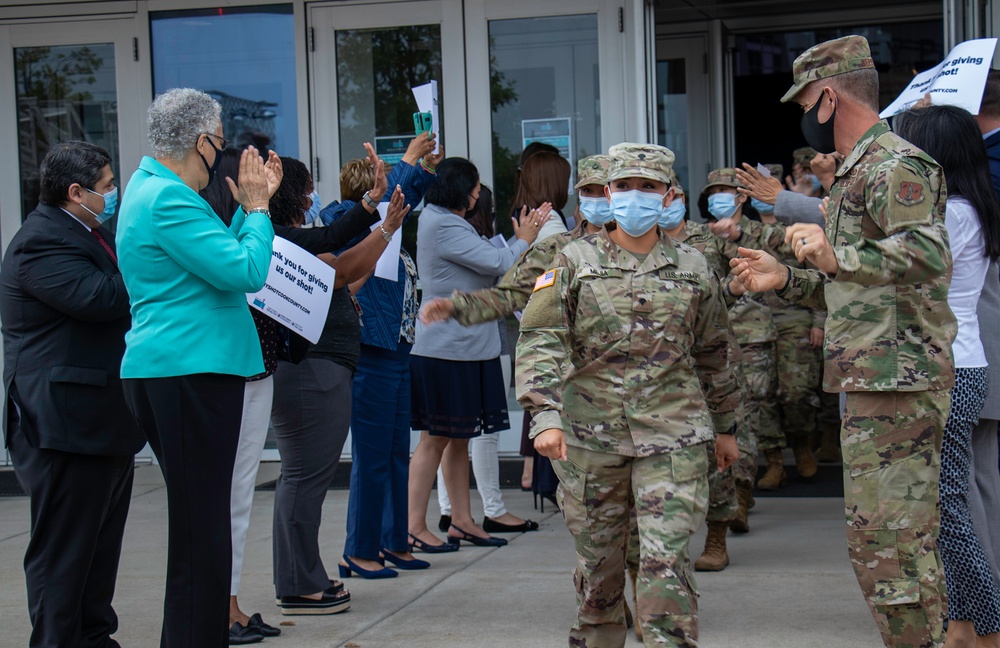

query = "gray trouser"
(970, 418), (1000, 584)
(271, 357), (353, 597)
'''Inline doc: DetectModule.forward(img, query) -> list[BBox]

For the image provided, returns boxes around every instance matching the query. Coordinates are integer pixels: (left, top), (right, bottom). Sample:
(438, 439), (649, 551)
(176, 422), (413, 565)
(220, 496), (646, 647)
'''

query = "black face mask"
(199, 137), (223, 185)
(800, 90), (838, 154)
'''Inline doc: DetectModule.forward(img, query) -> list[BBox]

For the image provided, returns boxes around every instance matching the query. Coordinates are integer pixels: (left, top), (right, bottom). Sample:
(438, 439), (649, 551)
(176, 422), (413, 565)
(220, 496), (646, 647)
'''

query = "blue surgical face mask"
(304, 190), (322, 225)
(83, 186), (118, 225)
(658, 199), (686, 229)
(750, 197), (774, 215)
(578, 195), (613, 226)
(707, 193), (738, 219)
(610, 189), (664, 237)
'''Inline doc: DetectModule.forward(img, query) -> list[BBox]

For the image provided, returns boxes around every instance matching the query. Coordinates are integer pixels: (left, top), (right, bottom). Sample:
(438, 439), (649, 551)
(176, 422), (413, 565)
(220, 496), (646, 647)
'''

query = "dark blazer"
(985, 130), (1000, 202)
(0, 203), (144, 456)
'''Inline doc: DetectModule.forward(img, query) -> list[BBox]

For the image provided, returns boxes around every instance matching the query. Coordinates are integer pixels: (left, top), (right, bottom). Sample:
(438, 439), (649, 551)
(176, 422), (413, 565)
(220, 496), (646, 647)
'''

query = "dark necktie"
(90, 229), (118, 265)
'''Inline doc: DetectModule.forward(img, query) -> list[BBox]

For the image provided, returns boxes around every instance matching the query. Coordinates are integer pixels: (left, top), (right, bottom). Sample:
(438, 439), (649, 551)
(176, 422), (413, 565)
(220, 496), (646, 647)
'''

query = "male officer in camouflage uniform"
(732, 35), (956, 648)
(518, 143), (740, 647)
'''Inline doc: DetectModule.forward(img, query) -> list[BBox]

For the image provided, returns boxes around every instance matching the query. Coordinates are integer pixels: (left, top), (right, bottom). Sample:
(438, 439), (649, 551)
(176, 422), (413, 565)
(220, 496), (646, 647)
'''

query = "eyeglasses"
(202, 133), (230, 150)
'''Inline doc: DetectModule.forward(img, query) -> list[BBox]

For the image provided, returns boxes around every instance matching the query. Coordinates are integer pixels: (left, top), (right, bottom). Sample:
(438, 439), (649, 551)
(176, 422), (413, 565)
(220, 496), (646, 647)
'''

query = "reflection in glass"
(657, 59), (689, 194)
(489, 14), (600, 235)
(335, 26), (443, 165)
(151, 5), (298, 157)
(15, 43), (118, 220)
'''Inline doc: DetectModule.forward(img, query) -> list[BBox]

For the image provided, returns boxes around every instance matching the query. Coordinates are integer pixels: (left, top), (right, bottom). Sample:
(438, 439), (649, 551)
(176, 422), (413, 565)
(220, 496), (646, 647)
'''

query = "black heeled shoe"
(437, 514), (451, 532)
(447, 524), (508, 547)
(534, 491), (559, 513)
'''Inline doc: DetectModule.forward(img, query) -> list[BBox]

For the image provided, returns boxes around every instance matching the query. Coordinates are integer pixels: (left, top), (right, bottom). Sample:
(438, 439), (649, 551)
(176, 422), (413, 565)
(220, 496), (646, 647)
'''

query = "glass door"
(656, 36), (710, 213)
(308, 0), (467, 203)
(0, 19), (147, 249)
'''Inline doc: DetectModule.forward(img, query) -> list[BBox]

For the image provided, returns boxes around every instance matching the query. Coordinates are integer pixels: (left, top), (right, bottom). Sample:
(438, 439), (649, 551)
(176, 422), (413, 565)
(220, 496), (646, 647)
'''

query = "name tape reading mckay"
(246, 236), (336, 344)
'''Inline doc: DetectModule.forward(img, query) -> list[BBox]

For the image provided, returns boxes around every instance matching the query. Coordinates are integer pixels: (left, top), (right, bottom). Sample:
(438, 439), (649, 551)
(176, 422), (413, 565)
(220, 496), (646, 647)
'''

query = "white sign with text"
(881, 38), (997, 118)
(246, 236), (336, 344)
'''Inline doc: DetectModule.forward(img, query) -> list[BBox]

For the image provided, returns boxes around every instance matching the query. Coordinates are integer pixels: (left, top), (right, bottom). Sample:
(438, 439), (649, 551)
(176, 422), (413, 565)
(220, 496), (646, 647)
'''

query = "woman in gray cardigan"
(407, 157), (548, 551)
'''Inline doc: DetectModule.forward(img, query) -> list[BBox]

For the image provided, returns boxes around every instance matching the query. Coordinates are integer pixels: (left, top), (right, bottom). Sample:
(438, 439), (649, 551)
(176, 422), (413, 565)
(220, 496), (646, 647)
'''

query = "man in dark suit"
(973, 70), (1000, 582)
(1, 141), (145, 647)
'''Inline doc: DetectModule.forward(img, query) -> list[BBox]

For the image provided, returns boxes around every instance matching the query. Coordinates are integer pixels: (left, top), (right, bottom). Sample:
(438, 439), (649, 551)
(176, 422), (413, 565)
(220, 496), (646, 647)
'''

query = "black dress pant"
(8, 423), (134, 648)
(123, 374), (244, 648)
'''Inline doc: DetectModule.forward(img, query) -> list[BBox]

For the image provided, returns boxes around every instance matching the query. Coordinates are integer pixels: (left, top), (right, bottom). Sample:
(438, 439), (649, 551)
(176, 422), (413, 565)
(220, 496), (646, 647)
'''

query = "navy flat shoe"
(483, 517), (539, 533)
(339, 555), (397, 579)
(409, 532), (459, 554)
(380, 550), (430, 570)
(447, 524), (508, 547)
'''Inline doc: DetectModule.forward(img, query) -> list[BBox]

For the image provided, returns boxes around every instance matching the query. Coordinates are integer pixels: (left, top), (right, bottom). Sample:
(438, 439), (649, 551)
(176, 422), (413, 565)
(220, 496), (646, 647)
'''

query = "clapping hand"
(264, 150), (283, 198)
(383, 184), (410, 233)
(363, 142), (387, 203)
(512, 203), (553, 244)
(709, 217), (741, 241)
(736, 163), (782, 205)
(228, 146), (270, 212)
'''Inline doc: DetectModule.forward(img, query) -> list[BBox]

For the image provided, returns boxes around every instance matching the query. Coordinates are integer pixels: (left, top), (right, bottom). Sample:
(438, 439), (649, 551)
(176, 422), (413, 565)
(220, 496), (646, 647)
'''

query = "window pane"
(732, 21), (942, 174)
(335, 26), (443, 165)
(15, 43), (118, 221)
(489, 14), (600, 233)
(151, 5), (298, 157)
(656, 59), (690, 193)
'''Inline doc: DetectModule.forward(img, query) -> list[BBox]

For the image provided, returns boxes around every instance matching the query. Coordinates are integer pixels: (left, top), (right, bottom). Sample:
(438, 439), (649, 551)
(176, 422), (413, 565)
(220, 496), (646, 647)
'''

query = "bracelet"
(362, 192), (379, 208)
(723, 281), (734, 298)
(780, 265), (792, 292)
(419, 159), (436, 175)
(245, 207), (270, 217)
(378, 224), (392, 242)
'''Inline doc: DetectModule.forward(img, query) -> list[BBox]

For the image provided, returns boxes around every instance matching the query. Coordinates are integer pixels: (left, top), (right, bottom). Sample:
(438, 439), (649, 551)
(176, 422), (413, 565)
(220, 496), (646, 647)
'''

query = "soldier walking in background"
(518, 143), (740, 646)
(732, 35), (955, 648)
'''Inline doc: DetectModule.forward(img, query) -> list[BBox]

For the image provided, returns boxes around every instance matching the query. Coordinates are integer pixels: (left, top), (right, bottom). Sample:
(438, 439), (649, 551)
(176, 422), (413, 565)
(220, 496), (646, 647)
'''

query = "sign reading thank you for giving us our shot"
(880, 38), (998, 118)
(246, 236), (335, 344)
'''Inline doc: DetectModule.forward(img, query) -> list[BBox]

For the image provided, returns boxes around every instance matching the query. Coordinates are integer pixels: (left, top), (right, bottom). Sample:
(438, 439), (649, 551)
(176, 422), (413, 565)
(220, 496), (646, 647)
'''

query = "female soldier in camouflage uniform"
(517, 142), (741, 647)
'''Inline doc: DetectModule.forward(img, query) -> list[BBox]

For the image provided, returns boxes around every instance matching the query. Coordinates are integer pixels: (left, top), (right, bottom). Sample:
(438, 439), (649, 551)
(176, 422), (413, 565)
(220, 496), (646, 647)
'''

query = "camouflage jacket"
(738, 219), (815, 328)
(679, 221), (777, 345)
(780, 120), (956, 392)
(515, 228), (740, 457)
(451, 220), (590, 326)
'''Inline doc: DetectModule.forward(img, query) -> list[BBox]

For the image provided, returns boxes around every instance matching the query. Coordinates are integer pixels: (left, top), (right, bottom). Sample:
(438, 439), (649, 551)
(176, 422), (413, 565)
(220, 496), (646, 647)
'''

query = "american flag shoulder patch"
(533, 269), (557, 292)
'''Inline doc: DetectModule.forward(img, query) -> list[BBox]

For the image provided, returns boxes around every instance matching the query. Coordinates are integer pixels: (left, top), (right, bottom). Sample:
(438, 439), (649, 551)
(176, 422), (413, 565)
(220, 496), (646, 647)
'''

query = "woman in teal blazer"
(115, 88), (279, 648)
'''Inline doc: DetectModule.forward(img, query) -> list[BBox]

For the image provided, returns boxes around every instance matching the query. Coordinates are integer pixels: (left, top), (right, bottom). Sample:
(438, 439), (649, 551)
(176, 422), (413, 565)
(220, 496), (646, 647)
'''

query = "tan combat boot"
(730, 483), (753, 533)
(814, 424), (842, 463)
(794, 442), (818, 479)
(694, 521), (730, 571)
(757, 450), (787, 491)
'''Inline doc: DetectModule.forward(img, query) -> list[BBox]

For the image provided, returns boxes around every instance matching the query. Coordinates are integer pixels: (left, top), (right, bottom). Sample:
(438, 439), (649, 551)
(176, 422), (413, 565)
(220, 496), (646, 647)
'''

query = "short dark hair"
(424, 158), (479, 211)
(980, 69), (1000, 119)
(826, 68), (879, 112)
(38, 141), (112, 206)
(894, 104), (1000, 261)
(269, 156), (312, 227)
(520, 142), (558, 167)
(465, 184), (495, 238)
(199, 148), (242, 225)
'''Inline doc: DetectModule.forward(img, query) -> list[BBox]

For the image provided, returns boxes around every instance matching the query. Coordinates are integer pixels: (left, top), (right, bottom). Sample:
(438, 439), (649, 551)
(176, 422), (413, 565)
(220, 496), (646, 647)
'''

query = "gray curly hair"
(147, 88), (222, 159)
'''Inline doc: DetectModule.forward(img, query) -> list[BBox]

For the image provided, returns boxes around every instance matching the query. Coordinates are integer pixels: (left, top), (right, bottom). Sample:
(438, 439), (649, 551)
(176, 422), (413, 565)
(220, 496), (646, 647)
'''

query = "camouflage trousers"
(760, 316), (820, 449)
(733, 348), (765, 483)
(554, 444), (710, 648)
(842, 391), (948, 648)
(743, 342), (781, 454)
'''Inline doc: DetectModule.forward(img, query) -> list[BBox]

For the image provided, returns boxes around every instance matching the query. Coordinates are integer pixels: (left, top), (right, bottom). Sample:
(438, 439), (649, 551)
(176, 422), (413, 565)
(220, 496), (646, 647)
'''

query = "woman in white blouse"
(896, 105), (1000, 648)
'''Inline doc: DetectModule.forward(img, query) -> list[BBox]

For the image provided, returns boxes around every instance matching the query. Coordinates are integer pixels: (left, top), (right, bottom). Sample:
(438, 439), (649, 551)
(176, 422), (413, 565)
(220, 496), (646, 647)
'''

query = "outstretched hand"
(363, 142), (387, 203)
(383, 184), (410, 233)
(736, 163), (782, 205)
(730, 247), (788, 293)
(419, 297), (457, 324)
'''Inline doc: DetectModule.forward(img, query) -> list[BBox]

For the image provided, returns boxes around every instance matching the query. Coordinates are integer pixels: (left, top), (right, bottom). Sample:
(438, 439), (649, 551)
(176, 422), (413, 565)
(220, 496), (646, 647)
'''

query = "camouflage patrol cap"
(607, 143), (675, 184)
(574, 154), (611, 189)
(781, 35), (875, 103)
(792, 147), (817, 168)
(763, 163), (783, 179)
(667, 170), (685, 195)
(701, 168), (743, 195)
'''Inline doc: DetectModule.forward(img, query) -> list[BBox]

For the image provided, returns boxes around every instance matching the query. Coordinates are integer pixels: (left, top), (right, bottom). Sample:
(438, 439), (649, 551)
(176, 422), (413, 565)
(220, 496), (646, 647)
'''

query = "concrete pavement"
(0, 463), (884, 647)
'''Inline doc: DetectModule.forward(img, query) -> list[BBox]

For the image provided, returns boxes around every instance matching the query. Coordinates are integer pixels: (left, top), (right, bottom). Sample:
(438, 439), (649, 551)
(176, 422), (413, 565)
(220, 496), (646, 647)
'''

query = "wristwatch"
(379, 224), (392, 242)
(362, 191), (379, 208)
